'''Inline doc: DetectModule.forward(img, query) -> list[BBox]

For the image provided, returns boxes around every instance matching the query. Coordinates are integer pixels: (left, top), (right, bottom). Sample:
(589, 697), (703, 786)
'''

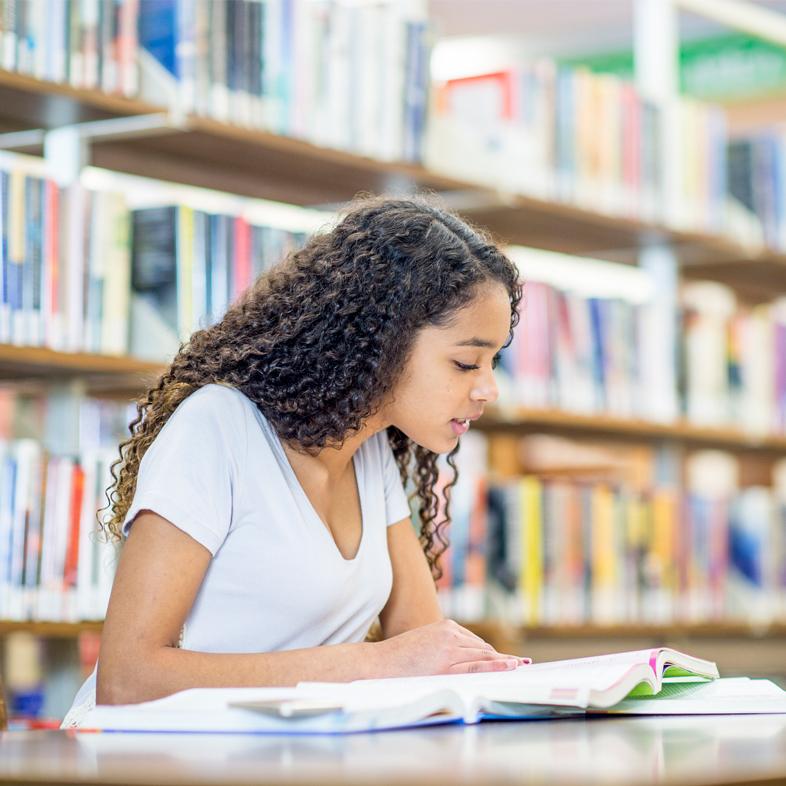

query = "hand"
(373, 619), (531, 677)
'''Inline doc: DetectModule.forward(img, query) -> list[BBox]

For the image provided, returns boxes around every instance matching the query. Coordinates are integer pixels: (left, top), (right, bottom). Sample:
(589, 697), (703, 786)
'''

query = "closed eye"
(454, 353), (502, 372)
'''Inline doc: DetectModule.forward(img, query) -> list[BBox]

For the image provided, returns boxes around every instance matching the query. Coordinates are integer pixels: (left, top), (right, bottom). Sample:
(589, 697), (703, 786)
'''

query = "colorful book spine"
(428, 62), (727, 233)
(0, 0), (138, 94)
(135, 0), (430, 162)
(0, 394), (133, 623)
(437, 435), (786, 627)
(496, 272), (786, 438)
(0, 162), (135, 357)
(130, 203), (308, 360)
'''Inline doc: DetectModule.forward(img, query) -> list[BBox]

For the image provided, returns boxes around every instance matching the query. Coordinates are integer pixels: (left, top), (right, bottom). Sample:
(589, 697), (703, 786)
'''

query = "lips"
(450, 418), (470, 436)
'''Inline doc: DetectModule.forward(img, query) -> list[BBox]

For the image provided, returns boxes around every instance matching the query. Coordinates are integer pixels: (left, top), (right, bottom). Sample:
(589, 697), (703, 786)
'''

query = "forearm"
(97, 640), (382, 706)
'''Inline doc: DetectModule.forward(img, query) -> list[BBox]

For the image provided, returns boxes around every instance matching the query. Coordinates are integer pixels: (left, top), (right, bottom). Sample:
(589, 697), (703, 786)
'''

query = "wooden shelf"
(682, 250), (786, 304)
(0, 344), (165, 391)
(2, 70), (785, 274)
(0, 621), (102, 637)
(79, 120), (786, 273)
(0, 70), (159, 131)
(465, 620), (786, 676)
(4, 618), (785, 640)
(5, 349), (786, 454)
(90, 114), (473, 209)
(479, 406), (786, 454)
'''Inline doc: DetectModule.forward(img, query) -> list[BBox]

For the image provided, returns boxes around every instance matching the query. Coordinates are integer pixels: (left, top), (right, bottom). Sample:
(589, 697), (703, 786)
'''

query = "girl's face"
(384, 283), (512, 454)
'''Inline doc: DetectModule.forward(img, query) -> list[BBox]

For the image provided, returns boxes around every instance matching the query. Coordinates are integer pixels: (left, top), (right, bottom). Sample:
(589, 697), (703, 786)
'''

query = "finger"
(498, 652), (533, 664)
(451, 648), (517, 663)
(446, 658), (521, 674)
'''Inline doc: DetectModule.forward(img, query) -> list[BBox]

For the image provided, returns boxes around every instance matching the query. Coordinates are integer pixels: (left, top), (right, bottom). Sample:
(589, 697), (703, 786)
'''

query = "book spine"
(0, 170), (8, 344)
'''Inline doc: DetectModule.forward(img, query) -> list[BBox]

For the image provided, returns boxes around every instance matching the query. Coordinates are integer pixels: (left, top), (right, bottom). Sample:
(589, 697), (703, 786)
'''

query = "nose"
(470, 369), (499, 405)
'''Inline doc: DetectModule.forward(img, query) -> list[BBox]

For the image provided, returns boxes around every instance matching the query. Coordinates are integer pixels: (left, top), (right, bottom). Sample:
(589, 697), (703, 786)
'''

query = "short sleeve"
(381, 434), (411, 526)
(121, 385), (247, 555)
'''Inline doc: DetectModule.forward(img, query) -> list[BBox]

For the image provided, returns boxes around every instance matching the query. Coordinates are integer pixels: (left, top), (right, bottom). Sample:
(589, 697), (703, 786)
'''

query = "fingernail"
(519, 657), (532, 665)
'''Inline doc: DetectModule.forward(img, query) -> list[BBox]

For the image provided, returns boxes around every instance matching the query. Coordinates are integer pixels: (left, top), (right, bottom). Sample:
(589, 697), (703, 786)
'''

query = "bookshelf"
(2, 0), (786, 721)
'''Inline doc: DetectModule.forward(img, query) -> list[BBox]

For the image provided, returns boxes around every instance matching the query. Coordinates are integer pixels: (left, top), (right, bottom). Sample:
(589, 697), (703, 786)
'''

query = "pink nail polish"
(519, 657), (532, 665)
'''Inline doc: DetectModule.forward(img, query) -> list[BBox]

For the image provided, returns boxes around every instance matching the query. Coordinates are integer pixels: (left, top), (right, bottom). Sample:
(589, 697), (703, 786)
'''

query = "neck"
(282, 411), (390, 482)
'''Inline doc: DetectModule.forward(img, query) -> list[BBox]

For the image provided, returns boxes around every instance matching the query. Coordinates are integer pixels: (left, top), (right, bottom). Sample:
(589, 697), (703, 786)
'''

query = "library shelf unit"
(1, 68), (786, 280)
(3, 56), (786, 709)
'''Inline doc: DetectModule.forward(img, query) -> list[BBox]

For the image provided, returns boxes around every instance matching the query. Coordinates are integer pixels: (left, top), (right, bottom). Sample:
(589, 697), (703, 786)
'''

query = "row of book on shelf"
(0, 0), (431, 163)
(436, 433), (786, 626)
(0, 391), (133, 622)
(3, 388), (786, 627)
(4, 154), (786, 438)
(2, 2), (785, 243)
(497, 275), (786, 435)
(429, 65), (749, 239)
(0, 160), (309, 359)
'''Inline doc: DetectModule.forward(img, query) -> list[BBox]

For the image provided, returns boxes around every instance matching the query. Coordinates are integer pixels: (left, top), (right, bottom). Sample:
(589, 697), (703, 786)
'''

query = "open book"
(78, 648), (786, 734)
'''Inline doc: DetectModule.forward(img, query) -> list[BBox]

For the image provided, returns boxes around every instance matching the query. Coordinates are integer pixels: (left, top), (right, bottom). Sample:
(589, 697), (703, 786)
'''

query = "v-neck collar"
(261, 416), (367, 564)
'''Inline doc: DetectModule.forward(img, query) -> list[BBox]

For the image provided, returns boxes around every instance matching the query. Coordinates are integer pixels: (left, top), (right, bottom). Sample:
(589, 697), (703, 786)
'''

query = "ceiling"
(428, 0), (786, 57)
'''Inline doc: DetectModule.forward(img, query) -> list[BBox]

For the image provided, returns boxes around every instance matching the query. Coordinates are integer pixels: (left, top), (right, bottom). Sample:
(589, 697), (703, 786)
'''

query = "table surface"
(2, 714), (786, 786)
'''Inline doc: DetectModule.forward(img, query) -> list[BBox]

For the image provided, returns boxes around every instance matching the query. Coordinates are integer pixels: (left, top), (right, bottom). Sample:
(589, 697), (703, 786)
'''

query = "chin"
(415, 434), (459, 454)
(392, 425), (456, 454)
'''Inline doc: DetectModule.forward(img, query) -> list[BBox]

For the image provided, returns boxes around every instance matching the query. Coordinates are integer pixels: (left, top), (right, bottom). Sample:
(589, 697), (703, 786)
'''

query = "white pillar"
(634, 0), (680, 424)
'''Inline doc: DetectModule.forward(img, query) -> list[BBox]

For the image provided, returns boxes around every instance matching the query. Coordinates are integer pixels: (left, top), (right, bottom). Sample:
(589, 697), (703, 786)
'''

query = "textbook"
(78, 648), (786, 734)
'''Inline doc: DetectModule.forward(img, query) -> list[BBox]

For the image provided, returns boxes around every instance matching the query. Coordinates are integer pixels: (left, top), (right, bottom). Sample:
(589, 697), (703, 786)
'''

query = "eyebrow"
(454, 337), (499, 349)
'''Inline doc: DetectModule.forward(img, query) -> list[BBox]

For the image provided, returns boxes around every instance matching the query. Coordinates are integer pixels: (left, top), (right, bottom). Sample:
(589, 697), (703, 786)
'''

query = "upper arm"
(97, 511), (212, 703)
(378, 516), (443, 640)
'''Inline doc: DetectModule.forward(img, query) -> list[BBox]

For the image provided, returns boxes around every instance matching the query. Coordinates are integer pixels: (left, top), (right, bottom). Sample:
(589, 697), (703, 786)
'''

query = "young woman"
(62, 196), (526, 726)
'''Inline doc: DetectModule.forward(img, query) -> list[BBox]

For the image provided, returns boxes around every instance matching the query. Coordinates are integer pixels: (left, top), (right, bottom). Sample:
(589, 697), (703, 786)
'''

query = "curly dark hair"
(103, 194), (522, 582)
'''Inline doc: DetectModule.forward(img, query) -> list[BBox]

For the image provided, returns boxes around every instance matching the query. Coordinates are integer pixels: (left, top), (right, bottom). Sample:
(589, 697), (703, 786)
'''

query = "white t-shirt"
(62, 384), (411, 726)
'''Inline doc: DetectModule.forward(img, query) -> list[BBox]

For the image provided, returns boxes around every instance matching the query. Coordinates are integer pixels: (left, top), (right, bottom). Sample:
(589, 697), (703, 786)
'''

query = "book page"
(607, 678), (786, 715)
(296, 649), (705, 711)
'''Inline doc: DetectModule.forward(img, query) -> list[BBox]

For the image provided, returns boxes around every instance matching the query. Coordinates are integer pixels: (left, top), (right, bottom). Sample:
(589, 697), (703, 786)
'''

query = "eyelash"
(454, 354), (502, 372)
